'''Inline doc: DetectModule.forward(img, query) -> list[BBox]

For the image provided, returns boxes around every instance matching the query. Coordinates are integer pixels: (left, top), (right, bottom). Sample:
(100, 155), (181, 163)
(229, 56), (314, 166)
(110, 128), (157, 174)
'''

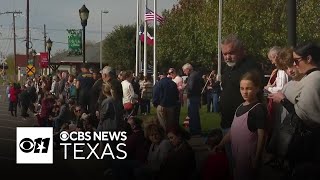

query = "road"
(0, 86), (106, 178)
(0, 85), (210, 178)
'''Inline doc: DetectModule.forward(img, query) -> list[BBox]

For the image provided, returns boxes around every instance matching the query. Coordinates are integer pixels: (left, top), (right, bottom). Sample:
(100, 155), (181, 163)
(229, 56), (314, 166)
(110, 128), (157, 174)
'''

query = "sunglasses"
(75, 109), (81, 112)
(293, 57), (304, 65)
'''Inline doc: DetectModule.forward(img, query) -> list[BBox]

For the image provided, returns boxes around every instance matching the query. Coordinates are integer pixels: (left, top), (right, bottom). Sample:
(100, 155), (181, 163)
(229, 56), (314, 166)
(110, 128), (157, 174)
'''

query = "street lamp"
(79, 4), (89, 64)
(31, 49), (36, 76)
(31, 49), (36, 66)
(46, 38), (53, 73)
(100, 10), (109, 69)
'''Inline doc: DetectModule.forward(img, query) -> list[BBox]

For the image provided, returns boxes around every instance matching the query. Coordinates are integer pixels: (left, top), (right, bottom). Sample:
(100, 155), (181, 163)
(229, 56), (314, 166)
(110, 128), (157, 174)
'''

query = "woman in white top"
(265, 46), (289, 93)
(121, 71), (137, 115)
(264, 47), (289, 159)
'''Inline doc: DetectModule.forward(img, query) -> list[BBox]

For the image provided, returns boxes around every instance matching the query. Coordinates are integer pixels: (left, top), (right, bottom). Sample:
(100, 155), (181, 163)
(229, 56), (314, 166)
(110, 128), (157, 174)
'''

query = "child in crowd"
(215, 71), (268, 180)
(202, 128), (229, 180)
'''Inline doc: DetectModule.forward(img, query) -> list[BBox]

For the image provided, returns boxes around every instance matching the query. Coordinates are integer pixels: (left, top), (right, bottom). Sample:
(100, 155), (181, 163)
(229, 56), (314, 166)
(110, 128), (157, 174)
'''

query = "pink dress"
(230, 103), (261, 180)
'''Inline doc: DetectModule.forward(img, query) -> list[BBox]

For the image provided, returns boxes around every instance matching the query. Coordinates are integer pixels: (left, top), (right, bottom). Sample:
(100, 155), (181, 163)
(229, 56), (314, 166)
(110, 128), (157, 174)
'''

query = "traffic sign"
(26, 65), (36, 76)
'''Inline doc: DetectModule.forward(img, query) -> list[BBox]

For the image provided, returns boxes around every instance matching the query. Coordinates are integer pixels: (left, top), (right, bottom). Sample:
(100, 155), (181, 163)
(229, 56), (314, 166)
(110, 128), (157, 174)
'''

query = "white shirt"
(172, 75), (183, 91)
(268, 70), (289, 93)
(121, 80), (135, 104)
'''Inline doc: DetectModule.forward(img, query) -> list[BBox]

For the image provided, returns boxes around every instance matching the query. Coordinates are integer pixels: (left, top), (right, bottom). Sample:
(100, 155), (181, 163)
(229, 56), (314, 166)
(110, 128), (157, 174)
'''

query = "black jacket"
(186, 71), (203, 98)
(220, 58), (263, 128)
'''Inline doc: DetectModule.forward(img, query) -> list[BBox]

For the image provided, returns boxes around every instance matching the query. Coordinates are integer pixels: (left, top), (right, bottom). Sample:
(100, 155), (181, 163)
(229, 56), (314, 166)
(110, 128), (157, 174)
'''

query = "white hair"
(101, 66), (115, 78)
(182, 63), (193, 70)
(268, 46), (282, 57)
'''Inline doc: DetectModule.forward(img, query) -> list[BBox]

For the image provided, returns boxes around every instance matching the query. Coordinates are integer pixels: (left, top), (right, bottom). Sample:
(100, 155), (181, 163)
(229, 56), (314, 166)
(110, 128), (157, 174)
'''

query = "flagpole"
(217, 0), (222, 81)
(135, 0), (140, 77)
(143, 0), (147, 77)
(153, 0), (157, 85)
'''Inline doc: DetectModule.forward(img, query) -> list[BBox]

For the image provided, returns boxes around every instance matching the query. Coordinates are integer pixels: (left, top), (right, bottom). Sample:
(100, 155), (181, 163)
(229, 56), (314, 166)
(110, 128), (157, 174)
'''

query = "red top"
(9, 87), (20, 103)
(201, 151), (229, 180)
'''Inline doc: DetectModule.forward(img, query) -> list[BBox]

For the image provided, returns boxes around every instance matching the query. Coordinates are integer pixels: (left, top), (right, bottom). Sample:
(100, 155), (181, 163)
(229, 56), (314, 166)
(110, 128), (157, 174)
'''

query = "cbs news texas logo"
(16, 127), (53, 164)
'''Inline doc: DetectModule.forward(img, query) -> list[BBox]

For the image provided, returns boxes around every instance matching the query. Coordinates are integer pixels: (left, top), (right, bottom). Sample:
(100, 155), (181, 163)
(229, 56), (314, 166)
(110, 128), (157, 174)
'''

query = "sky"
(0, 0), (178, 57)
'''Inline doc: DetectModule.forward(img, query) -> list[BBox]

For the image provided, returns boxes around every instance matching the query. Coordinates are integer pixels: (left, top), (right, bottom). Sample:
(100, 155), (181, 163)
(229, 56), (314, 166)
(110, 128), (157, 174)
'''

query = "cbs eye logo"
(19, 138), (50, 153)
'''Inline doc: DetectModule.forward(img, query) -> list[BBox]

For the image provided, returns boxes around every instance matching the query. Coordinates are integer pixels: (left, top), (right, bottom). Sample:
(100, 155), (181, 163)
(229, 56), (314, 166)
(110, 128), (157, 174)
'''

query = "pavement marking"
(0, 137), (16, 142)
(0, 126), (16, 130)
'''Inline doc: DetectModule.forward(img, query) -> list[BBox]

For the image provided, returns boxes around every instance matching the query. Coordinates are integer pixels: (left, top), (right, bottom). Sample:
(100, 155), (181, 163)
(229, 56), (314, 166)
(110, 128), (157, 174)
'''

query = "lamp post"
(31, 49), (36, 66)
(100, 10), (108, 69)
(46, 38), (52, 74)
(79, 4), (89, 64)
(31, 49), (36, 76)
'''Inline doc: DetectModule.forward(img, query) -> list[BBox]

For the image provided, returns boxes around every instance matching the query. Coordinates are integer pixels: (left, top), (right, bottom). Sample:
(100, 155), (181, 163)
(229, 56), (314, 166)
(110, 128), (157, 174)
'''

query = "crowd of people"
(5, 34), (320, 179)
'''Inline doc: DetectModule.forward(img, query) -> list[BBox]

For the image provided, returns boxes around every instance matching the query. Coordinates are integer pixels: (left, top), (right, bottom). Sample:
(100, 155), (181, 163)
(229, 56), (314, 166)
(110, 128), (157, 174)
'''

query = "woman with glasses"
(268, 42), (320, 178)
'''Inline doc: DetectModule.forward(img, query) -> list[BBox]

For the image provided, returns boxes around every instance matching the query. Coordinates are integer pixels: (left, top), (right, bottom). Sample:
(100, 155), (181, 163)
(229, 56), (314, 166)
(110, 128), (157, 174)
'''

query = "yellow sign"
(26, 65), (36, 76)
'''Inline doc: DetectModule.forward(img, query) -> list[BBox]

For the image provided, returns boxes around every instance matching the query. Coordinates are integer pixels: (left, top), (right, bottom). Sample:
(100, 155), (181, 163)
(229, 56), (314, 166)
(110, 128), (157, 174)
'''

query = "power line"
(1, 25), (112, 34)
(0, 37), (68, 45)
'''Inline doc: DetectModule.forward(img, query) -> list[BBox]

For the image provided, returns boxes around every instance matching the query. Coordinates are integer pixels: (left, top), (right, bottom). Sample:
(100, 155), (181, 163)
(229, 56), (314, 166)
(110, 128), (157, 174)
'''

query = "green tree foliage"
(102, 24), (153, 70)
(158, 0), (215, 71)
(157, 0), (320, 72)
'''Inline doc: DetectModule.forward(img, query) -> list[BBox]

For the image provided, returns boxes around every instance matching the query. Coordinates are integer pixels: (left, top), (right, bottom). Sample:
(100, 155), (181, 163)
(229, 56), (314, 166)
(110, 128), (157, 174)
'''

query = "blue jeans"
(188, 96), (201, 135)
(213, 93), (219, 112)
(207, 91), (214, 112)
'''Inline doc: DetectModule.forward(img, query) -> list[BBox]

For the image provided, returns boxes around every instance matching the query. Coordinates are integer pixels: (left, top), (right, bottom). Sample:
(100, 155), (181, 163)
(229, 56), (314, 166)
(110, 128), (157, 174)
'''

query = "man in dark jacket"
(19, 85), (31, 120)
(220, 35), (263, 130)
(219, 34), (263, 170)
(76, 64), (95, 113)
(182, 63), (203, 136)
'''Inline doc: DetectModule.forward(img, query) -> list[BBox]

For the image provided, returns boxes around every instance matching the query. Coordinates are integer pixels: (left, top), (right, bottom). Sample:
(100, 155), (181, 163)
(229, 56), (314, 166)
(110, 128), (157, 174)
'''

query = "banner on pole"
(67, 29), (82, 56)
(40, 52), (49, 68)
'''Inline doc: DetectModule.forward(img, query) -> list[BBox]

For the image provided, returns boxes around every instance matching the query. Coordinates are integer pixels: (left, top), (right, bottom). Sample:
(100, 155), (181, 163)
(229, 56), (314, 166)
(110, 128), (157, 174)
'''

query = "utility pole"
(288, 0), (296, 47)
(43, 24), (47, 75)
(44, 24), (47, 52)
(26, 0), (30, 66)
(0, 10), (22, 79)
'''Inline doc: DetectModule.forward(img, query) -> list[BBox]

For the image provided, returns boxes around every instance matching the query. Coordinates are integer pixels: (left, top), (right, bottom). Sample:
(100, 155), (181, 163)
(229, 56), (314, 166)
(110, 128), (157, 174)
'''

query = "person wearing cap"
(153, 71), (179, 131)
(167, 68), (183, 123)
(76, 63), (95, 112)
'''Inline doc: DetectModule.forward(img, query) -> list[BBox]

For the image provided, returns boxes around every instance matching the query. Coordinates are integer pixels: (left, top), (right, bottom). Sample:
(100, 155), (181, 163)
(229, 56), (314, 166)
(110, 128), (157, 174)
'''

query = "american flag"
(145, 7), (164, 23)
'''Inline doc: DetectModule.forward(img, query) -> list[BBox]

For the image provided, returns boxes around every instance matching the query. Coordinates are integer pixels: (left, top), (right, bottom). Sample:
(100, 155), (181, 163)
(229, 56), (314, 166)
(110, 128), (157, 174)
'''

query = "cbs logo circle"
(60, 131), (69, 141)
(19, 138), (35, 153)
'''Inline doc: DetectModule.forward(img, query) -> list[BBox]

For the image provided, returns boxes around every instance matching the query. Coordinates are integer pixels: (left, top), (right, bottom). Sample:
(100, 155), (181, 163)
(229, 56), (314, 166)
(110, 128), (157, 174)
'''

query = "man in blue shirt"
(153, 71), (179, 131)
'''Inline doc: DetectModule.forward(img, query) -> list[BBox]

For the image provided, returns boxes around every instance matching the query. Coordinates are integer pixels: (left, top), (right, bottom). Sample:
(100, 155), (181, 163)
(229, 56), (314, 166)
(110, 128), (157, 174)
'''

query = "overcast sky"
(0, 0), (178, 56)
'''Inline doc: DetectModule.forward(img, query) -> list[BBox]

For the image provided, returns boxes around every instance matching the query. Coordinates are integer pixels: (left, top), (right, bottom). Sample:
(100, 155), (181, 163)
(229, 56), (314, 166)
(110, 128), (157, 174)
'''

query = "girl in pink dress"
(215, 71), (267, 180)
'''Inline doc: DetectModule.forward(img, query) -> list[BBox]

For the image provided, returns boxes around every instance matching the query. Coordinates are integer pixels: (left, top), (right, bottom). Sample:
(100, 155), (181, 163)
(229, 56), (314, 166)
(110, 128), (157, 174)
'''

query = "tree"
(158, 0), (214, 71)
(157, 0), (320, 73)
(102, 24), (153, 70)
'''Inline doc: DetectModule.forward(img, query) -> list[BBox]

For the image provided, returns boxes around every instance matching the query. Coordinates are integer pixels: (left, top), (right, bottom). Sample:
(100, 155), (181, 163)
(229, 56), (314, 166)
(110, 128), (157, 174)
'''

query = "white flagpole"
(217, 0), (222, 81)
(143, 0), (148, 77)
(153, 0), (157, 85)
(135, 0), (140, 77)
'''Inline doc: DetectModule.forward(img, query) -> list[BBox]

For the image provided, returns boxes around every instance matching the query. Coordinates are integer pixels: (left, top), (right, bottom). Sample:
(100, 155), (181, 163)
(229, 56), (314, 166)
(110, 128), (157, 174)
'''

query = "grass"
(138, 104), (221, 134)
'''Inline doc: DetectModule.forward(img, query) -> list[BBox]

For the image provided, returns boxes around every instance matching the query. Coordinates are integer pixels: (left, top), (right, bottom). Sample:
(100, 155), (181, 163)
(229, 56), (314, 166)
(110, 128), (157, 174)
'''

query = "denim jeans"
(188, 96), (201, 135)
(213, 93), (219, 112)
(206, 91), (214, 112)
